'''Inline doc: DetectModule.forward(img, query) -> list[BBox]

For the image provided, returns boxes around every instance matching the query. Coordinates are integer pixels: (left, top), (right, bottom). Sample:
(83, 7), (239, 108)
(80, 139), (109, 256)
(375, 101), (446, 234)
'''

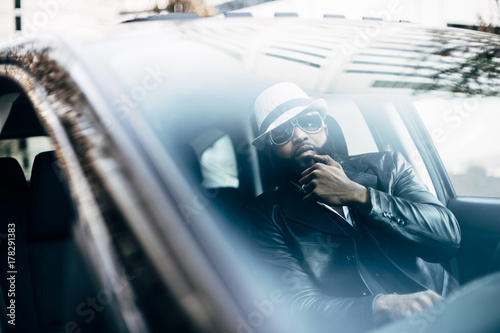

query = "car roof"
(1, 17), (498, 140)
(3, 17), (499, 97)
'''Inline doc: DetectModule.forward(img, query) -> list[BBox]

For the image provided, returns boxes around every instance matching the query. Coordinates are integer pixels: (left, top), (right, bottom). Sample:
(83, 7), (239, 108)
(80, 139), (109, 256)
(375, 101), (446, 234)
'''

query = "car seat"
(171, 142), (252, 245)
(0, 152), (79, 333)
(324, 114), (348, 157)
(0, 157), (38, 332)
(25, 151), (77, 333)
(0, 151), (118, 333)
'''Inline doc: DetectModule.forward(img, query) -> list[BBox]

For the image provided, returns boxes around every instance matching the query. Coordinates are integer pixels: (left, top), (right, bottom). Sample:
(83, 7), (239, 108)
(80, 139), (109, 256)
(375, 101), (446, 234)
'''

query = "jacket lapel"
(281, 198), (346, 235)
(344, 169), (378, 190)
(336, 154), (378, 190)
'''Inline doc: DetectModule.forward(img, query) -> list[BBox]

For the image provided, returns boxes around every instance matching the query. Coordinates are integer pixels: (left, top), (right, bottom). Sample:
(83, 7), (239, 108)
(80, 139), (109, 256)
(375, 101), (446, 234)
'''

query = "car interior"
(0, 78), (119, 333)
(1, 67), (500, 332)
(160, 105), (352, 263)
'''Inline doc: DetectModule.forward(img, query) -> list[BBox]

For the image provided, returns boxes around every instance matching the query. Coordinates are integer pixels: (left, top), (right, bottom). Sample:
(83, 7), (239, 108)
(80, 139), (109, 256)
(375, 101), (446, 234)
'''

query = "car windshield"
(3, 16), (500, 333)
(100, 32), (500, 200)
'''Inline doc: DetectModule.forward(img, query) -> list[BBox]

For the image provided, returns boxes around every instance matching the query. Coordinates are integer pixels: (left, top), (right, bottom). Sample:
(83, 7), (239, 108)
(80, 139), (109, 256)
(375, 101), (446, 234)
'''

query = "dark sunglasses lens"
(298, 113), (323, 131)
(270, 122), (294, 144)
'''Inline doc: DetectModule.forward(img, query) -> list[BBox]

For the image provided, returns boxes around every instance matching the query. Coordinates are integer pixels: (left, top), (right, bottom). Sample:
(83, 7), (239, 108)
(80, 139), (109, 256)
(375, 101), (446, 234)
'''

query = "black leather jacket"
(247, 152), (461, 332)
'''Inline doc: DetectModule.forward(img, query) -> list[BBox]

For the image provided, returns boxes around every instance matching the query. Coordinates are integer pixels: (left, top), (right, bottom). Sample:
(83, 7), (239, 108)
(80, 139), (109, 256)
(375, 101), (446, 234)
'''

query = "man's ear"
(324, 124), (328, 136)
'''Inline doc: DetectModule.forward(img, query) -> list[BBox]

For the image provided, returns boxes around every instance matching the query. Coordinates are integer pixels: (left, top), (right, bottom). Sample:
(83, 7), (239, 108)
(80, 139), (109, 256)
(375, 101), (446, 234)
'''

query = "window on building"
(15, 0), (21, 9)
(15, 16), (21, 31)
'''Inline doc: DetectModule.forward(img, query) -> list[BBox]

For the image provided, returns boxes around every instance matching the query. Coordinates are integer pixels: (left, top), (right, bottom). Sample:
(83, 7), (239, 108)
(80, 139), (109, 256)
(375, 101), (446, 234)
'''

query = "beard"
(269, 136), (336, 183)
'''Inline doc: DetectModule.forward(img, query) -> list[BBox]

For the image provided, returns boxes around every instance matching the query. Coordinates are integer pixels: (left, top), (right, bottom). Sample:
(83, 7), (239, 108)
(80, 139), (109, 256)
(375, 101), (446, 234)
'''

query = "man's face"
(266, 112), (330, 180)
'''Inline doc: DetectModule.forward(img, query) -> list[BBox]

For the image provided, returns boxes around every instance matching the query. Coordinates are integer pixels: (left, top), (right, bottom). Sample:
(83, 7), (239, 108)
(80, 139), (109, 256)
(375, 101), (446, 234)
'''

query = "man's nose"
(291, 126), (308, 143)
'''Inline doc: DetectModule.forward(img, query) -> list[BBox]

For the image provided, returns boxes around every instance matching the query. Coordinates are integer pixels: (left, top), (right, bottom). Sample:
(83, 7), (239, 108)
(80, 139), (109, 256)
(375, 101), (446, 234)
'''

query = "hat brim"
(252, 98), (328, 149)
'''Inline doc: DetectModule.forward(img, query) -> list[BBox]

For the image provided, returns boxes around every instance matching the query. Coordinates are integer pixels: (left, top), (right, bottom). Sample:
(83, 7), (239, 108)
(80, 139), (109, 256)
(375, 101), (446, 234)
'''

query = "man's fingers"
(313, 154), (337, 166)
(374, 290), (444, 326)
(299, 162), (326, 183)
(300, 157), (342, 183)
(423, 290), (442, 304)
(299, 181), (315, 197)
(413, 290), (442, 310)
(300, 157), (336, 179)
(298, 171), (316, 185)
(302, 190), (317, 202)
(299, 167), (313, 182)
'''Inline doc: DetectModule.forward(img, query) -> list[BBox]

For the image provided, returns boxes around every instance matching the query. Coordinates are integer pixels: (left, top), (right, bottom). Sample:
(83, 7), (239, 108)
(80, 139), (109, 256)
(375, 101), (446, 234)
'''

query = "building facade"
(1, 0), (499, 46)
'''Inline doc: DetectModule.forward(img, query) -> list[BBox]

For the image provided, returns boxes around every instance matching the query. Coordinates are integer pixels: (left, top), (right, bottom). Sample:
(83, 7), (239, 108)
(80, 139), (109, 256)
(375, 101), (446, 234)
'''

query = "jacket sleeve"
(359, 152), (461, 263)
(247, 203), (378, 333)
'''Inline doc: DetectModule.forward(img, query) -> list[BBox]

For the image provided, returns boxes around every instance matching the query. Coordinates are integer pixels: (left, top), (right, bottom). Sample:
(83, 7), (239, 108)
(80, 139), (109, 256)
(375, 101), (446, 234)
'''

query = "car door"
(353, 93), (500, 285)
(399, 96), (500, 285)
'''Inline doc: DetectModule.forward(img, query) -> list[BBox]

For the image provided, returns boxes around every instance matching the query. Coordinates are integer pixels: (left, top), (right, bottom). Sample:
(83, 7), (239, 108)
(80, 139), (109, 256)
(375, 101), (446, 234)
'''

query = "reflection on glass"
(415, 97), (500, 198)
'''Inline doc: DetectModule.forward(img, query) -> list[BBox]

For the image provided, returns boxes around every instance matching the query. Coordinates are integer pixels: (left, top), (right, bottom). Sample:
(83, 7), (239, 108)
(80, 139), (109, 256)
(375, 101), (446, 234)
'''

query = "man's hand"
(374, 290), (443, 326)
(298, 155), (370, 212)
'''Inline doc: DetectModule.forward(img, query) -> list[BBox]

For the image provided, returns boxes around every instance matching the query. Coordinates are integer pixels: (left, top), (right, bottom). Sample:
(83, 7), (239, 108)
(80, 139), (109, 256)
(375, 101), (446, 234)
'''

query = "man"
(247, 82), (461, 332)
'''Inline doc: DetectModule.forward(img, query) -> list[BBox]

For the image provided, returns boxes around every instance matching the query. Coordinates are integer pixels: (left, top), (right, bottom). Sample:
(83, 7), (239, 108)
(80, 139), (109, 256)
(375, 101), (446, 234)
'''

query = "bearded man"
(247, 82), (461, 332)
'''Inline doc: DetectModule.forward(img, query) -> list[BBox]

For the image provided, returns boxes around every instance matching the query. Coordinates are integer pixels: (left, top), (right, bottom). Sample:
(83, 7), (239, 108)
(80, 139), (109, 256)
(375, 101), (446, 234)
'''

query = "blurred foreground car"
(0, 15), (500, 333)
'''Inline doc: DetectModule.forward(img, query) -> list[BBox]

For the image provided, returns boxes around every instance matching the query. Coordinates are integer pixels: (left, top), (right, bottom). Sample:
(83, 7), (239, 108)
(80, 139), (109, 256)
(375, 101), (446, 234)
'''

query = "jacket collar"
(334, 154), (378, 190)
(281, 193), (347, 235)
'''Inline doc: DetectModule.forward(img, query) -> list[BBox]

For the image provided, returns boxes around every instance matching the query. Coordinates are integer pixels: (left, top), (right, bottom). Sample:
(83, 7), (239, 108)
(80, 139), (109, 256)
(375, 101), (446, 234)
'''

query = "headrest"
(171, 143), (203, 186)
(0, 157), (27, 194)
(27, 151), (75, 242)
(325, 115), (348, 157)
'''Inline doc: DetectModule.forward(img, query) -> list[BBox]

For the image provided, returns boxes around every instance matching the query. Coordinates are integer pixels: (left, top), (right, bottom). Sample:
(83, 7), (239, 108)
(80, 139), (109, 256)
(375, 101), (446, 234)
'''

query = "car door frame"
(395, 98), (500, 285)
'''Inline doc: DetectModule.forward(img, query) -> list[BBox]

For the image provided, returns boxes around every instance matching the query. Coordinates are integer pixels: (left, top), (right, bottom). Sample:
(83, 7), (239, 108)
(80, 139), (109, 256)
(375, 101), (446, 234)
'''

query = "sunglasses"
(269, 111), (325, 145)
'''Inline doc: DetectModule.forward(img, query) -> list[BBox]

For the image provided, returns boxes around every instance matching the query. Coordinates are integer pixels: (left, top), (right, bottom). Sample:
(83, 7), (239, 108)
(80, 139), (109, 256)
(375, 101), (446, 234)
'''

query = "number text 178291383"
(7, 223), (16, 326)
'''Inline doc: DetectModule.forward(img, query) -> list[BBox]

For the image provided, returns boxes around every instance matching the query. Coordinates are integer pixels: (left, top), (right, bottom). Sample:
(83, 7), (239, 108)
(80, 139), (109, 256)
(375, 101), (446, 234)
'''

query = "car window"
(325, 97), (379, 155)
(384, 102), (437, 196)
(354, 98), (438, 196)
(414, 97), (500, 198)
(199, 134), (239, 189)
(0, 136), (53, 178)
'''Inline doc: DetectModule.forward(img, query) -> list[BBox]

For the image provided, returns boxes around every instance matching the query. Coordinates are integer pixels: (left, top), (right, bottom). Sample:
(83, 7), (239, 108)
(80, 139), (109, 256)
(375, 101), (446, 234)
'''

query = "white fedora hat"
(252, 82), (327, 149)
